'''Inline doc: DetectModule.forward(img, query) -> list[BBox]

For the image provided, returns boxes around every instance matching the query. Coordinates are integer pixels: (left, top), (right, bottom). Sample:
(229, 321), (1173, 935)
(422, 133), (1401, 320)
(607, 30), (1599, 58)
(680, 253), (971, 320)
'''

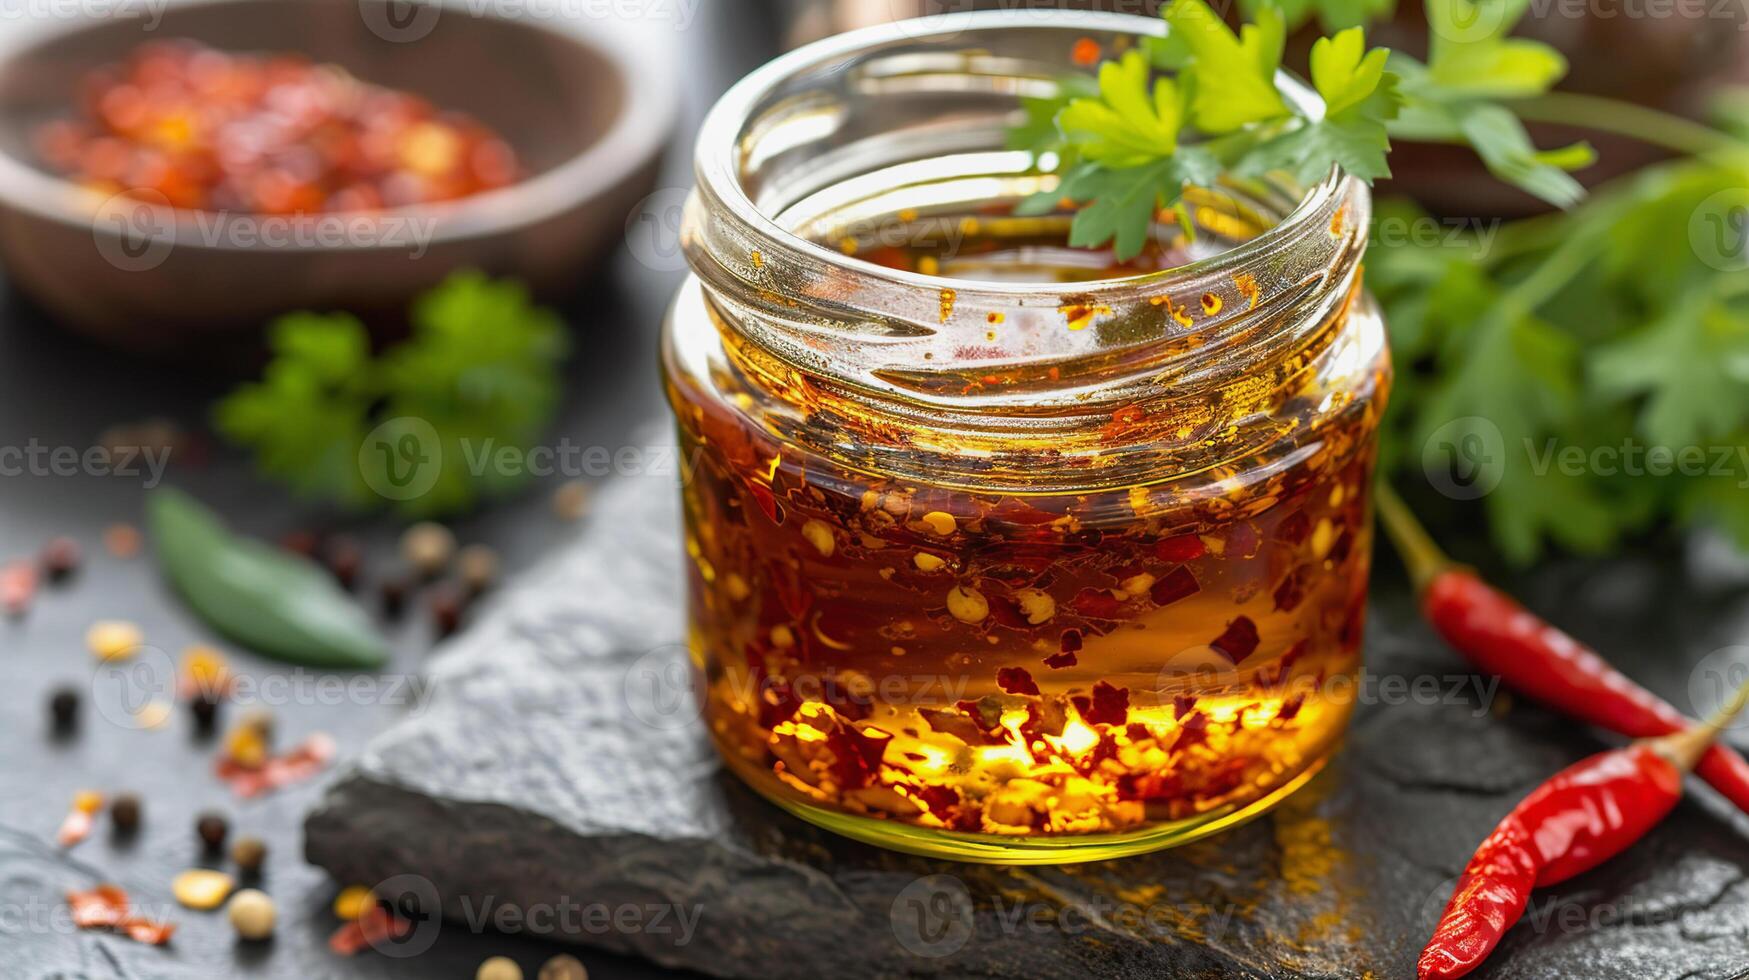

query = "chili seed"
(110, 793), (141, 834)
(800, 520), (835, 557)
(478, 957), (523, 980)
(920, 511), (957, 536)
(173, 869), (236, 910)
(196, 812), (229, 851)
(49, 687), (79, 730)
(231, 836), (267, 873)
(227, 888), (276, 940)
(1014, 589), (1056, 625)
(913, 553), (946, 573)
(402, 523), (456, 579)
(538, 955), (588, 980)
(332, 884), (373, 920)
(946, 585), (989, 624)
(40, 537), (81, 582)
(73, 790), (103, 814)
(457, 545), (500, 594)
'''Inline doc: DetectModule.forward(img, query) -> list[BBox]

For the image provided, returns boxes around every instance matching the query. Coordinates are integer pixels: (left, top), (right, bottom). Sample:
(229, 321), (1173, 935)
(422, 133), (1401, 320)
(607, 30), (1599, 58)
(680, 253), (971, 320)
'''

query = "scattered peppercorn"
(380, 574), (411, 619)
(551, 481), (590, 521)
(278, 530), (320, 558)
(196, 812), (229, 852)
(324, 536), (363, 590)
(402, 523), (457, 579)
(538, 954), (589, 980)
(110, 793), (141, 834)
(227, 888), (276, 941)
(478, 957), (524, 980)
(40, 537), (81, 583)
(231, 836), (267, 874)
(190, 691), (221, 735)
(457, 545), (499, 595)
(49, 687), (80, 731)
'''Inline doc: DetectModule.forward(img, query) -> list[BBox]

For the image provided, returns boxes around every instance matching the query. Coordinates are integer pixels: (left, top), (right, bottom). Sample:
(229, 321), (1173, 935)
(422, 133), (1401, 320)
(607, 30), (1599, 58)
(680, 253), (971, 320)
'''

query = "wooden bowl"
(0, 0), (676, 353)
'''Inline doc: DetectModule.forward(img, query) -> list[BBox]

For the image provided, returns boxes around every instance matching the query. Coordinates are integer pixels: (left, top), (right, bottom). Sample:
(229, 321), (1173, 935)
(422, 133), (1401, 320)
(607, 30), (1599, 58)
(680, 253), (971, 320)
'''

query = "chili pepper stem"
(1373, 482), (1462, 594)
(1645, 677), (1749, 773)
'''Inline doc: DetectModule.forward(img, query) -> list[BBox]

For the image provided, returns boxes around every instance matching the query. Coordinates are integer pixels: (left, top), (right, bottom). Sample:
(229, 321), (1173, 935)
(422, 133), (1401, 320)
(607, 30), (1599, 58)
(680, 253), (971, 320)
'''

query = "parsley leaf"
(1240, 0), (1398, 32)
(216, 272), (570, 517)
(1057, 51), (1185, 166)
(1160, 0), (1290, 134)
(1242, 28), (1400, 185)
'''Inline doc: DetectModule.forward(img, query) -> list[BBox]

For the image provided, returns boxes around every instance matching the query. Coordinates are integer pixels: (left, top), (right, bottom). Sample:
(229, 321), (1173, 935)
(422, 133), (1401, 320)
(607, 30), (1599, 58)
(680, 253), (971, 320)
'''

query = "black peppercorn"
(40, 537), (81, 583)
(49, 687), (79, 731)
(380, 574), (410, 619)
(190, 690), (221, 735)
(430, 587), (465, 638)
(231, 835), (267, 873)
(325, 536), (363, 591)
(110, 793), (141, 834)
(196, 811), (228, 852)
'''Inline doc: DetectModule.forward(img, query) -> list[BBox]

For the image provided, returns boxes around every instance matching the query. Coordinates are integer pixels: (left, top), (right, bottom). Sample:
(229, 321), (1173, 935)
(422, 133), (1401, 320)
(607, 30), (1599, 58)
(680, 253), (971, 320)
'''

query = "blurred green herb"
(215, 272), (568, 518)
(1008, 0), (1588, 261)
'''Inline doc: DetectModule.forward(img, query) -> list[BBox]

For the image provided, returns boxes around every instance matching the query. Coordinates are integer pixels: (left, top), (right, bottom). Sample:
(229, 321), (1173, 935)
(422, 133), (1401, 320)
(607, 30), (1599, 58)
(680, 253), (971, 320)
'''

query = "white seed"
(226, 888), (275, 940)
(946, 586), (989, 624)
(801, 520), (835, 557)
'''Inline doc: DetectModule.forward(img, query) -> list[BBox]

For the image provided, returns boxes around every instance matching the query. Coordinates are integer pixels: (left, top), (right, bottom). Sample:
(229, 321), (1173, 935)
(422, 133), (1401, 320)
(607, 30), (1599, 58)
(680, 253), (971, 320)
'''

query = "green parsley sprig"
(215, 271), (569, 518)
(1010, 0), (1590, 261)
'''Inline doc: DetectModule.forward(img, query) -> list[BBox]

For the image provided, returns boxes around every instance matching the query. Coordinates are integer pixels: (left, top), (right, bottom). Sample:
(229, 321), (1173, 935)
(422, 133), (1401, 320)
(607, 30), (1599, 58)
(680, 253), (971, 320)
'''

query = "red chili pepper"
(1375, 485), (1749, 815)
(1419, 684), (1749, 979)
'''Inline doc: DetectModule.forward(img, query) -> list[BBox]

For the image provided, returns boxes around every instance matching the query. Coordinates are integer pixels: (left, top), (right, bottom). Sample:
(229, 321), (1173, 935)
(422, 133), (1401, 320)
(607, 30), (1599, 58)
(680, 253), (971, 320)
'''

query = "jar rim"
(691, 9), (1351, 299)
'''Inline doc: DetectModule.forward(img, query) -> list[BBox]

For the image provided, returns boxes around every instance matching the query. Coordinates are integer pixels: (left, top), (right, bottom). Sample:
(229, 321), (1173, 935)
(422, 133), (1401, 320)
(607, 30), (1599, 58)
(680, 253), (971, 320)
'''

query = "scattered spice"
(2, 560), (37, 616)
(148, 489), (388, 668)
(402, 522), (457, 579)
(57, 790), (104, 847)
(40, 536), (81, 582)
(332, 884), (374, 920)
(172, 869), (236, 910)
(324, 535), (364, 590)
(133, 699), (173, 729)
(190, 691), (222, 735)
(215, 732), (336, 797)
(458, 544), (500, 595)
(103, 523), (142, 558)
(231, 836), (267, 874)
(49, 687), (80, 731)
(478, 957), (525, 980)
(328, 903), (411, 955)
(430, 586), (466, 638)
(179, 646), (233, 699)
(86, 620), (144, 661)
(227, 888), (276, 941)
(110, 793), (142, 834)
(67, 884), (175, 945)
(538, 955), (589, 980)
(552, 480), (591, 521)
(278, 530), (320, 558)
(380, 573), (411, 619)
(196, 811), (229, 852)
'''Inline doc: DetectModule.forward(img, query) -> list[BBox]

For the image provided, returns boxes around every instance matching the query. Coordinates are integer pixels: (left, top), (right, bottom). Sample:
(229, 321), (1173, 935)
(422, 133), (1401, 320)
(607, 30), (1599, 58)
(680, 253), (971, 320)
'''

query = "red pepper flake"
(1071, 37), (1102, 66)
(1276, 693), (1306, 722)
(996, 666), (1040, 696)
(1173, 694), (1198, 719)
(1273, 565), (1310, 612)
(741, 480), (783, 525)
(1072, 681), (1129, 727)
(1043, 650), (1078, 670)
(1210, 616), (1261, 665)
(216, 733), (335, 797)
(1175, 711), (1210, 751)
(1060, 628), (1083, 653)
(1275, 511), (1310, 546)
(1, 560), (37, 617)
(1224, 522), (1261, 559)
(67, 885), (175, 945)
(1070, 587), (1125, 620)
(1155, 534), (1205, 563)
(1328, 528), (1355, 564)
(1149, 566), (1201, 607)
(329, 903), (412, 956)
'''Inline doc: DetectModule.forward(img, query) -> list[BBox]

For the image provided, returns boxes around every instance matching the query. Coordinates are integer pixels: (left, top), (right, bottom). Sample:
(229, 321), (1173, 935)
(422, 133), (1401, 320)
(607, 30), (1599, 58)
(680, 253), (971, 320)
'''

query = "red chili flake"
(920, 706), (1002, 746)
(1117, 771), (1184, 802)
(1173, 694), (1198, 719)
(1224, 522), (1261, 559)
(1072, 680), (1129, 726)
(1071, 37), (1102, 66)
(1060, 628), (1084, 652)
(1275, 511), (1311, 546)
(1210, 616), (1261, 665)
(1328, 528), (1355, 564)
(1175, 711), (1210, 751)
(1070, 587), (1125, 619)
(1043, 650), (1078, 670)
(67, 885), (175, 946)
(1276, 693), (1306, 722)
(329, 904), (412, 956)
(216, 733), (335, 797)
(997, 667), (1040, 696)
(984, 593), (1030, 630)
(1273, 565), (1310, 612)
(1149, 566), (1201, 607)
(1155, 534), (1206, 563)
(1, 560), (37, 617)
(742, 480), (783, 525)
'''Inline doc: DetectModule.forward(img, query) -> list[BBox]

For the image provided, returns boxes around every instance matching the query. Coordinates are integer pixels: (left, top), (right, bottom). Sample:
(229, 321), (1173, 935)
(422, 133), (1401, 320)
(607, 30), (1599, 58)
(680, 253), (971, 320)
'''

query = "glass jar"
(662, 11), (1390, 863)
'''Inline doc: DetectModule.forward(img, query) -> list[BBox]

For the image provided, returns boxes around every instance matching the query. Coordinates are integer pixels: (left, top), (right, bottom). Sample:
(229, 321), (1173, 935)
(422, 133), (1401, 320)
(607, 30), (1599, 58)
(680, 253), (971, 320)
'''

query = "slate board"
(304, 474), (1749, 980)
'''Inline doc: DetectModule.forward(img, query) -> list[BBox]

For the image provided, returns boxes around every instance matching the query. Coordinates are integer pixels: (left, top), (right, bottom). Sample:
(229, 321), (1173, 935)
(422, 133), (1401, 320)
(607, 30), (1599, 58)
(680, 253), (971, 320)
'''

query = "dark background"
(0, 4), (781, 977)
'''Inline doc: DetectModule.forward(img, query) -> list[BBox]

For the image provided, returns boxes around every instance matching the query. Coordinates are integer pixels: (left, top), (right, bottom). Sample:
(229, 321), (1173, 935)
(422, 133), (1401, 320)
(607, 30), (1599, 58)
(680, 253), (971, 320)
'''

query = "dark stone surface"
(305, 476), (1749, 980)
